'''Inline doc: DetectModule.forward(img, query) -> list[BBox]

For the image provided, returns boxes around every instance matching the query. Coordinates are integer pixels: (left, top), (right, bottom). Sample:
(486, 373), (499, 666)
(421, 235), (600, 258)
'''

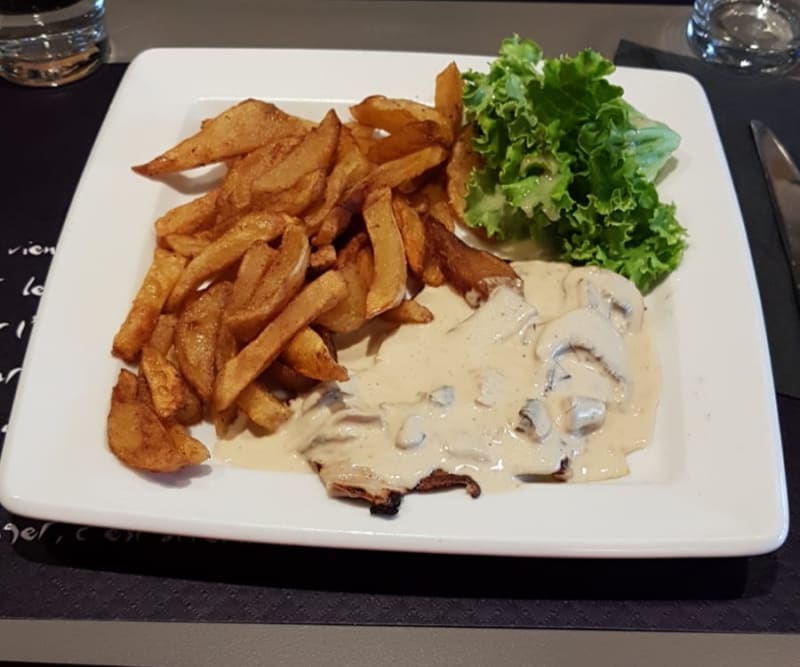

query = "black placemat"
(0, 60), (797, 632)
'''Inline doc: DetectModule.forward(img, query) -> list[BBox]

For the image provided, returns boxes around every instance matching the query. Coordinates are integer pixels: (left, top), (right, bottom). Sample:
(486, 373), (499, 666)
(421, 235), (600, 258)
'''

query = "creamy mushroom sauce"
(216, 260), (660, 493)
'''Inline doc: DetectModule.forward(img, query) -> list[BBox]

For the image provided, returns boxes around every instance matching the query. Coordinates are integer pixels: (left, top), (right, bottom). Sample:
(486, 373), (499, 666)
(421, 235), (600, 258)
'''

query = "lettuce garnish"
(462, 35), (686, 292)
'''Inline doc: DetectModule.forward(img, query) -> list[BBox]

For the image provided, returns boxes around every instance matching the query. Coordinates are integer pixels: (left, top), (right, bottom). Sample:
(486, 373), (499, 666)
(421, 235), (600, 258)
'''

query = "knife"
(750, 120), (800, 310)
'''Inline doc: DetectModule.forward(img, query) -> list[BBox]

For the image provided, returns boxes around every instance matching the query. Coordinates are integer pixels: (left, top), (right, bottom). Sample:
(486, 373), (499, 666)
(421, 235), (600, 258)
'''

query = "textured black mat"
(0, 59), (796, 631)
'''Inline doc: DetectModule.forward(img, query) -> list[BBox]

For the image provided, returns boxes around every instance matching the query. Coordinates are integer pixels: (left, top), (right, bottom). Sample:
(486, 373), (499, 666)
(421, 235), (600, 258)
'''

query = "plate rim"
(0, 47), (789, 558)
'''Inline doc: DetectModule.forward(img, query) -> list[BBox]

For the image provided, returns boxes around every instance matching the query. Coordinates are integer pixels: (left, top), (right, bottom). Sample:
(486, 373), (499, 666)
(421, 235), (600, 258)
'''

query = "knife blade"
(750, 120), (800, 310)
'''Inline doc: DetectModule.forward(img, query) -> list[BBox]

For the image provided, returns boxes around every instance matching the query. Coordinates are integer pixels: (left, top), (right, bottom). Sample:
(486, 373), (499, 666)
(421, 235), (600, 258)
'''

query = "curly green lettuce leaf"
(462, 35), (686, 292)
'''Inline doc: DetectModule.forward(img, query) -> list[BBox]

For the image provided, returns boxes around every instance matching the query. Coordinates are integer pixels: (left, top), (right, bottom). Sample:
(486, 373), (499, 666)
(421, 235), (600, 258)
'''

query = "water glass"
(0, 0), (108, 87)
(687, 0), (800, 73)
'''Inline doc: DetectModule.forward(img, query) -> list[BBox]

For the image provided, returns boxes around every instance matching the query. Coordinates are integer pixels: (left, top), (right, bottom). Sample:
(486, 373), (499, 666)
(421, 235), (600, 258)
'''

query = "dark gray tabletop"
(2, 1), (798, 665)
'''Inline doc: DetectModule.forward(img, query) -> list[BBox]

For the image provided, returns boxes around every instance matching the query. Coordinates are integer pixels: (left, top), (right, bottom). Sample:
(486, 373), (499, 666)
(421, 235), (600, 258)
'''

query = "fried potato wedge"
(165, 211), (288, 311)
(381, 299), (434, 324)
(167, 424), (211, 466)
(316, 234), (373, 333)
(162, 231), (215, 258)
(175, 281), (232, 402)
(226, 223), (311, 342)
(266, 359), (318, 394)
(228, 241), (277, 313)
(310, 206), (353, 247)
(108, 369), (209, 472)
(363, 188), (407, 318)
(212, 321), (240, 437)
(216, 135), (303, 220)
(350, 95), (452, 145)
(236, 382), (292, 433)
(215, 270), (347, 411)
(434, 62), (464, 141)
(345, 121), (379, 155)
(132, 100), (310, 176)
(391, 195), (425, 276)
(254, 167), (327, 216)
(309, 244), (337, 273)
(140, 344), (186, 420)
(446, 124), (480, 225)
(305, 125), (372, 234)
(281, 327), (348, 382)
(155, 189), (219, 240)
(366, 120), (448, 164)
(175, 384), (204, 426)
(424, 217), (520, 304)
(113, 249), (187, 362)
(148, 313), (178, 355)
(367, 145), (448, 191)
(250, 109), (341, 197)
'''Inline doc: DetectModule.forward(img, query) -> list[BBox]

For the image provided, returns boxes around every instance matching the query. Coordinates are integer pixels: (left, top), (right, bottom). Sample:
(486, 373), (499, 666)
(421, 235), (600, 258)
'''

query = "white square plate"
(0, 48), (788, 557)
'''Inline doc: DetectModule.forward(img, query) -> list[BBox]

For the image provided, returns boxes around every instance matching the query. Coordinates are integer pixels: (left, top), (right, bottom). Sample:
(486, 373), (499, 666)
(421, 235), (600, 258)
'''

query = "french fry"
(140, 344), (187, 420)
(250, 109), (341, 197)
(266, 359), (318, 394)
(226, 224), (310, 342)
(253, 167), (327, 216)
(175, 281), (232, 402)
(363, 187), (407, 318)
(446, 124), (480, 225)
(162, 231), (215, 258)
(165, 211), (288, 312)
(217, 135), (303, 219)
(424, 216), (520, 304)
(309, 244), (337, 273)
(434, 62), (464, 141)
(211, 321), (240, 437)
(132, 99), (310, 176)
(422, 187), (456, 233)
(155, 189), (219, 240)
(167, 424), (211, 466)
(316, 234), (373, 333)
(112, 248), (187, 362)
(304, 125), (372, 235)
(215, 270), (347, 411)
(108, 369), (209, 472)
(422, 232), (447, 286)
(367, 145), (448, 191)
(392, 195), (426, 276)
(236, 383), (292, 433)
(310, 206), (352, 247)
(228, 241), (277, 313)
(367, 120), (448, 164)
(381, 299), (434, 324)
(281, 327), (348, 382)
(148, 313), (178, 355)
(175, 385), (204, 426)
(350, 95), (452, 145)
(345, 120), (379, 157)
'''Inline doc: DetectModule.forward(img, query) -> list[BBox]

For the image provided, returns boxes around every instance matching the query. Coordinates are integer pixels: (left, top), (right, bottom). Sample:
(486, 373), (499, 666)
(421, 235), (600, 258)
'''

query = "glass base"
(687, 1), (800, 73)
(0, 37), (107, 86)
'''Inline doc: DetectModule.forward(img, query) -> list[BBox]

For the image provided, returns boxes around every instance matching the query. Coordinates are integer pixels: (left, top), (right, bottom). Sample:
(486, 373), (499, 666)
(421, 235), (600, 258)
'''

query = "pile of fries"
(108, 62), (517, 473)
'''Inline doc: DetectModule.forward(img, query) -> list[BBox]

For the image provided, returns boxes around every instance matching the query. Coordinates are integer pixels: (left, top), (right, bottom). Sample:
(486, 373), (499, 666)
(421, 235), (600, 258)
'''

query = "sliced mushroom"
(562, 396), (606, 434)
(428, 385), (455, 407)
(535, 308), (627, 381)
(475, 369), (504, 407)
(516, 399), (552, 441)
(313, 409), (383, 444)
(563, 266), (644, 332)
(301, 382), (346, 413)
(396, 414), (426, 449)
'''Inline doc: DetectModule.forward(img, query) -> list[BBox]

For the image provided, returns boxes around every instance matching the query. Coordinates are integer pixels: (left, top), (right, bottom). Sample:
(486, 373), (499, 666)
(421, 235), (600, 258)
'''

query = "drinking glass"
(687, 0), (800, 73)
(0, 0), (108, 87)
